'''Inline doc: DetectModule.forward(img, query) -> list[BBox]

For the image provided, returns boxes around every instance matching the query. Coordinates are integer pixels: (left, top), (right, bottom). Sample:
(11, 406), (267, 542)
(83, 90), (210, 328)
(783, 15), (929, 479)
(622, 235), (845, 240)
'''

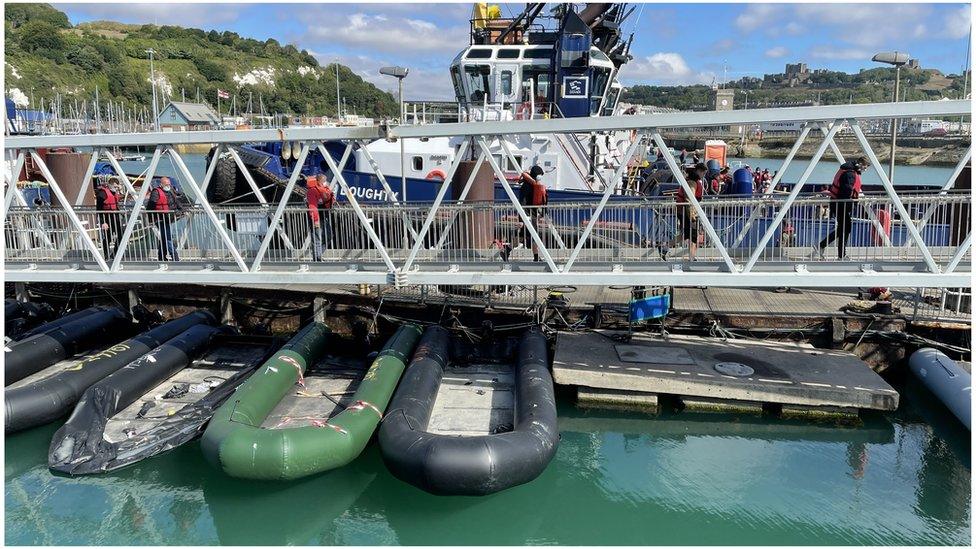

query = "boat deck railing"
(4, 99), (972, 288)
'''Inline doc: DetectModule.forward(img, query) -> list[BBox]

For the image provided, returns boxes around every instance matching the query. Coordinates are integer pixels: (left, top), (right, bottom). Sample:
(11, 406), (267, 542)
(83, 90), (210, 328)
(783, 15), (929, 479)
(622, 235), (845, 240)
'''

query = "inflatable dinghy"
(202, 322), (421, 480)
(909, 348), (971, 430)
(5, 306), (130, 386)
(48, 327), (280, 474)
(15, 306), (107, 341)
(5, 310), (216, 432)
(379, 326), (558, 495)
(4, 300), (54, 340)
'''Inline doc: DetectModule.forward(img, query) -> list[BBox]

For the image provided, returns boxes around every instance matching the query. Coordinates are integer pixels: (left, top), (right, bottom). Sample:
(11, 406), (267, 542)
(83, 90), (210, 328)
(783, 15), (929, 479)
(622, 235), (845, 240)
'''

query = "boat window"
(500, 71), (513, 96)
(602, 86), (621, 116)
(412, 156), (424, 172)
(524, 48), (552, 59)
(450, 67), (465, 104)
(497, 49), (520, 59)
(590, 67), (612, 115)
(522, 68), (552, 104)
(463, 65), (492, 103)
(506, 155), (524, 172)
(466, 49), (493, 59)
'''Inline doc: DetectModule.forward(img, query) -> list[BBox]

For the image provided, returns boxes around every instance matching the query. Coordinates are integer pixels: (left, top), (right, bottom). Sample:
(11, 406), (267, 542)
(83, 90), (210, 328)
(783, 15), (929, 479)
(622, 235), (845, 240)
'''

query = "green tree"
(5, 3), (70, 29)
(67, 44), (104, 73)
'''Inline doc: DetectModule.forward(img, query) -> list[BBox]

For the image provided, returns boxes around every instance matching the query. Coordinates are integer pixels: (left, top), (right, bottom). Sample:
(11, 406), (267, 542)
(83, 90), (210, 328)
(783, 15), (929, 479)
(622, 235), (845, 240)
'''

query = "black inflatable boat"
(49, 327), (279, 475)
(378, 326), (558, 495)
(5, 306), (130, 386)
(5, 310), (216, 432)
(4, 299), (54, 340)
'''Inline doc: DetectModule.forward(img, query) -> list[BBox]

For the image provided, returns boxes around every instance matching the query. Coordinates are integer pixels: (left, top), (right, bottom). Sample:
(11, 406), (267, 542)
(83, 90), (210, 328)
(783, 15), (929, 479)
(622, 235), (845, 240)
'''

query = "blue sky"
(55, 2), (972, 100)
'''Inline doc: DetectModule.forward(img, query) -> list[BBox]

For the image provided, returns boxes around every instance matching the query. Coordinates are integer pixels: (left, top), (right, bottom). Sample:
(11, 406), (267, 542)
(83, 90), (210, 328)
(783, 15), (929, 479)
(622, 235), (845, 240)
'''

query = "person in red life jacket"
(147, 176), (180, 261)
(95, 176), (122, 259)
(710, 167), (729, 195)
(815, 157), (867, 260)
(517, 165), (547, 262)
(306, 174), (336, 261)
(676, 163), (706, 261)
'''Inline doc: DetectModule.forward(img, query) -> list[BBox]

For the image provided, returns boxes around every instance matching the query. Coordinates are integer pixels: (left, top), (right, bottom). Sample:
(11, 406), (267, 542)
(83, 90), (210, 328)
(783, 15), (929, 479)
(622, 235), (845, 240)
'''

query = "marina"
(3, 1), (973, 546)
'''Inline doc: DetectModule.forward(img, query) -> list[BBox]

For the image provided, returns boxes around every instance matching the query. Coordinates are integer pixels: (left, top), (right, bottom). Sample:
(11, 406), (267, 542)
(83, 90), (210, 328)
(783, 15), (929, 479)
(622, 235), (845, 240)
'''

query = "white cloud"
(734, 4), (784, 32)
(309, 50), (455, 101)
(55, 3), (239, 27)
(944, 5), (972, 39)
(784, 22), (803, 36)
(809, 46), (871, 61)
(620, 53), (714, 85)
(765, 46), (789, 59)
(304, 13), (466, 55)
(793, 4), (930, 47)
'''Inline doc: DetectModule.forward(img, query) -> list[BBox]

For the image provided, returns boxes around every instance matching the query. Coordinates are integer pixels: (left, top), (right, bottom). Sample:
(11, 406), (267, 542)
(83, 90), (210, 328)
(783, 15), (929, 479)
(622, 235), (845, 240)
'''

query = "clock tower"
(713, 88), (734, 111)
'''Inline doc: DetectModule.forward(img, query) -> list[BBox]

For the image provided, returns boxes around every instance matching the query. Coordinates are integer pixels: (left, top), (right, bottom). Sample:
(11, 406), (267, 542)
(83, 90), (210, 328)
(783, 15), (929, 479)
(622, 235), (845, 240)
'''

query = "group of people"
(94, 175), (182, 261)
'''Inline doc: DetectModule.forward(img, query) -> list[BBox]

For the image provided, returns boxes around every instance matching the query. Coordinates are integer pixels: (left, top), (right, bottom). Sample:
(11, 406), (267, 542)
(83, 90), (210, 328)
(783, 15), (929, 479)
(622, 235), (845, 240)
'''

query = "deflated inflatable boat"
(202, 322), (422, 480)
(5, 310), (216, 432)
(48, 326), (281, 475)
(378, 326), (558, 495)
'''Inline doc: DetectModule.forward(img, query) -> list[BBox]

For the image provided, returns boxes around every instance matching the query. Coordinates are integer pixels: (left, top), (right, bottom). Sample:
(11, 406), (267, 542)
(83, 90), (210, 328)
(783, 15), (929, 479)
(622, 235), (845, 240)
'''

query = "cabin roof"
(162, 101), (221, 124)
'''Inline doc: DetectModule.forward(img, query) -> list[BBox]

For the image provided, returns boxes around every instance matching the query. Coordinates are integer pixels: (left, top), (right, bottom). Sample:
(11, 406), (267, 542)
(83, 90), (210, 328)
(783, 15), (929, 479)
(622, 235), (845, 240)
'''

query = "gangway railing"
(4, 100), (971, 288)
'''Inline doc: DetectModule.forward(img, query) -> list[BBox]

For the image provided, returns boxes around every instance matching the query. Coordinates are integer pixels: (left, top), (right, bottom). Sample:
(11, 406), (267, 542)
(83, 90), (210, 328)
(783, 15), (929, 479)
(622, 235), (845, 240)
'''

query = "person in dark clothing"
(95, 177), (122, 259)
(518, 165), (547, 262)
(147, 177), (180, 261)
(815, 157), (867, 260)
(679, 149), (687, 165)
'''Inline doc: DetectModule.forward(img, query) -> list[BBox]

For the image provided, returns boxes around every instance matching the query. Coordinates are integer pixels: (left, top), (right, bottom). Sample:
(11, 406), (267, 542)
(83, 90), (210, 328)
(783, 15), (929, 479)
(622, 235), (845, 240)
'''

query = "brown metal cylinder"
(46, 152), (93, 206)
(451, 160), (495, 249)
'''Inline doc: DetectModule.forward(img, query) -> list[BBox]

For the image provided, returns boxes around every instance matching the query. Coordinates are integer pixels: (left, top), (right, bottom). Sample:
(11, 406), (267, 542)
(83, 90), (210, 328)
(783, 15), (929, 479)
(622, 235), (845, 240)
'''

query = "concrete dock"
(552, 331), (899, 415)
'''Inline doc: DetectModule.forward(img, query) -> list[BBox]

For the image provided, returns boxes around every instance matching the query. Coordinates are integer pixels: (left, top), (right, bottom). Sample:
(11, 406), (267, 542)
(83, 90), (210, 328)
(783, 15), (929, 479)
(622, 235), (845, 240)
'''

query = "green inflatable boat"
(201, 322), (422, 480)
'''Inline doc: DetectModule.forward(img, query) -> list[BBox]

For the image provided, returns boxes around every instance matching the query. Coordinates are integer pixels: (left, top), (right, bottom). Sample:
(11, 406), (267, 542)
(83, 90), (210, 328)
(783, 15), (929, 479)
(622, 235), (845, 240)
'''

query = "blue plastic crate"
(629, 294), (670, 323)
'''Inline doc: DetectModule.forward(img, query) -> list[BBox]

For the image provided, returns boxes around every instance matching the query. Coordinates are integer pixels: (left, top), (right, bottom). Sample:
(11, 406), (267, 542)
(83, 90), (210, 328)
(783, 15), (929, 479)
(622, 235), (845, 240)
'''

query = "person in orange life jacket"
(676, 163), (706, 261)
(95, 176), (122, 259)
(147, 177), (180, 261)
(307, 174), (336, 261)
(815, 157), (867, 260)
(518, 165), (547, 262)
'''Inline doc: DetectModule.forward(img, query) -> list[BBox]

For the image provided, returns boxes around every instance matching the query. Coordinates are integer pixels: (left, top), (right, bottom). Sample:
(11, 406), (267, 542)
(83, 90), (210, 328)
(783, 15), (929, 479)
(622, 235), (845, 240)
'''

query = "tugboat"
(205, 3), (643, 205)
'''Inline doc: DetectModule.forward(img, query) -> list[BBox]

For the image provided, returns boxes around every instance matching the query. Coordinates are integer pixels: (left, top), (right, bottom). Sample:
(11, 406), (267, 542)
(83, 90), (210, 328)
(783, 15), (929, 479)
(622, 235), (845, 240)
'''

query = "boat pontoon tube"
(202, 322), (422, 480)
(378, 326), (559, 495)
(49, 323), (227, 475)
(909, 347), (971, 430)
(5, 307), (129, 386)
(17, 306), (106, 341)
(5, 310), (216, 432)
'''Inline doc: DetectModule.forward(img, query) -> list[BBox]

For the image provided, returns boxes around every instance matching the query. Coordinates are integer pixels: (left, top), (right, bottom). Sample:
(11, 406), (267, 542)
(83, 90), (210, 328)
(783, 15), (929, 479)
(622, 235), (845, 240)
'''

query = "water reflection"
(4, 393), (970, 545)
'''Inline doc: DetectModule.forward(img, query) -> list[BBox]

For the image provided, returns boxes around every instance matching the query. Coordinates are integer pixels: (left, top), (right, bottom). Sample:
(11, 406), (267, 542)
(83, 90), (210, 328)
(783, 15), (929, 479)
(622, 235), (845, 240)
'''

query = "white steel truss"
(3, 100), (971, 289)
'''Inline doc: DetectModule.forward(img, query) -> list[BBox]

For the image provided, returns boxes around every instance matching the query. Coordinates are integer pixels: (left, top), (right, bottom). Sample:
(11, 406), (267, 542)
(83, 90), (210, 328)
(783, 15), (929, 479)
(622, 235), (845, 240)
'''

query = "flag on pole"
(217, 89), (230, 100)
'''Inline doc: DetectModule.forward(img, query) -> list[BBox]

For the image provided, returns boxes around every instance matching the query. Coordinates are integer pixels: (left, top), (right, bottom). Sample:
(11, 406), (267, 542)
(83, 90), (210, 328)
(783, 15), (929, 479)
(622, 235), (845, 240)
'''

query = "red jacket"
(96, 187), (119, 211)
(677, 179), (704, 203)
(307, 183), (335, 224)
(147, 187), (171, 212)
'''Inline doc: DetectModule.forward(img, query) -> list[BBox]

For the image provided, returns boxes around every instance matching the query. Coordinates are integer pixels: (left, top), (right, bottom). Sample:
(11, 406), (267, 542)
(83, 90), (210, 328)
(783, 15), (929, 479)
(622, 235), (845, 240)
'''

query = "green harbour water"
(4, 380), (970, 546)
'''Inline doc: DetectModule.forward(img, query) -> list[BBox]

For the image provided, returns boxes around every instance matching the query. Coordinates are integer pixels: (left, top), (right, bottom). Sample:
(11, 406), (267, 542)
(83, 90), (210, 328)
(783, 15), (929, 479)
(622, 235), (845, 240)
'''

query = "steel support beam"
(318, 142), (397, 273)
(850, 122), (940, 273)
(29, 150), (111, 272)
(944, 234), (971, 274)
(167, 146), (249, 271)
(651, 133), (737, 271)
(111, 147), (163, 271)
(252, 142), (311, 270)
(564, 133), (644, 271)
(479, 137), (559, 272)
(743, 122), (843, 272)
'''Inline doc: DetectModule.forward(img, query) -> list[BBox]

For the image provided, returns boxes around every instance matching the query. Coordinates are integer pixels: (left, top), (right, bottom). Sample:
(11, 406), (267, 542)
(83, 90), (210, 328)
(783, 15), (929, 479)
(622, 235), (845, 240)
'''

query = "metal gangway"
(3, 100), (971, 289)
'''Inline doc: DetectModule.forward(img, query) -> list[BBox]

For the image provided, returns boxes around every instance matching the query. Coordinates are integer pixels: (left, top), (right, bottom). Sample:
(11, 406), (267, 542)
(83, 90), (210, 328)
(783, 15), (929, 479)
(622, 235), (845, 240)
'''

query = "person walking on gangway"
(147, 177), (180, 261)
(518, 165), (548, 262)
(676, 163), (706, 261)
(95, 176), (122, 259)
(814, 157), (867, 260)
(307, 174), (336, 261)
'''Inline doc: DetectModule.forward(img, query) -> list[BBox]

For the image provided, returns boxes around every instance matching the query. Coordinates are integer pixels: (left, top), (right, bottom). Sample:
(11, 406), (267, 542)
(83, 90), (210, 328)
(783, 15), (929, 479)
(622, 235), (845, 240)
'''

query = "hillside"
(3, 4), (398, 118)
(623, 67), (967, 111)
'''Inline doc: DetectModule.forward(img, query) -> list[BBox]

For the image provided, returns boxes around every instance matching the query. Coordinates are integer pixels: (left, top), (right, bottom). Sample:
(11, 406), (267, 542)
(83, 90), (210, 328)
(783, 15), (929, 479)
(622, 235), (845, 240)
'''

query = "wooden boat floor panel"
(102, 343), (270, 444)
(428, 363), (515, 436)
(261, 356), (368, 430)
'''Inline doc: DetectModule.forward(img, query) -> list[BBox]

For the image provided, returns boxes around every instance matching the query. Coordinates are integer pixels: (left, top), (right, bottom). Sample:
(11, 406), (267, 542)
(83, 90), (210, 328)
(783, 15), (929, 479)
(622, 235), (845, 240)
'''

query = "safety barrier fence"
(4, 99), (972, 288)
